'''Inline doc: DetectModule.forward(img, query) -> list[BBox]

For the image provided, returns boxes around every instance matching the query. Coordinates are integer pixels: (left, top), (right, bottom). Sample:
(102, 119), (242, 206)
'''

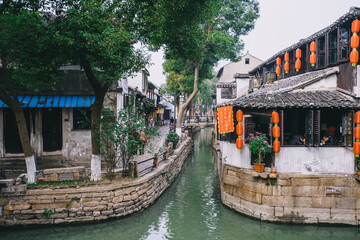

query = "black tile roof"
(218, 67), (358, 109)
(249, 7), (360, 74)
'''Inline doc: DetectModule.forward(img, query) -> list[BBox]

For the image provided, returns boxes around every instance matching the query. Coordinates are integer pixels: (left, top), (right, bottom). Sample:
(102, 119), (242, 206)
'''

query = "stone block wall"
(0, 138), (193, 227)
(221, 164), (360, 226)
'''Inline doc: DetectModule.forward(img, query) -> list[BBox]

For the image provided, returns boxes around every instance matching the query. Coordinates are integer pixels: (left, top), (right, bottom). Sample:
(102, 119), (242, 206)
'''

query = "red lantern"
(295, 59), (301, 71)
(355, 127), (360, 139)
(355, 111), (360, 124)
(273, 125), (280, 139)
(276, 57), (281, 66)
(284, 53), (289, 62)
(236, 110), (243, 122)
(350, 50), (359, 66)
(284, 62), (289, 73)
(272, 112), (279, 124)
(236, 123), (243, 136)
(296, 49), (302, 59)
(310, 54), (316, 67)
(273, 140), (280, 153)
(310, 41), (316, 52)
(236, 137), (243, 150)
(354, 142), (360, 155)
(352, 19), (360, 34)
(276, 66), (281, 76)
(351, 35), (359, 49)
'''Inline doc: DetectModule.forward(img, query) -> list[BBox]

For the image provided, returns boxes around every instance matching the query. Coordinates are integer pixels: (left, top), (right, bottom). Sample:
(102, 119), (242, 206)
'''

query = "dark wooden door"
(4, 108), (30, 153)
(42, 108), (62, 152)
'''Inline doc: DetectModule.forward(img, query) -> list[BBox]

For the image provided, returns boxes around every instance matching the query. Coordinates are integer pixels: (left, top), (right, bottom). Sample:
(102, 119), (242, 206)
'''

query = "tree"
(145, 0), (259, 133)
(54, 0), (148, 180)
(99, 93), (158, 179)
(0, 2), (62, 183)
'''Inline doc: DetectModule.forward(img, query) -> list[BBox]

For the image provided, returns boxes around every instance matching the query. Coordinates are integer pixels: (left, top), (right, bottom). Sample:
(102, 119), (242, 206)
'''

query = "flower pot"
(254, 163), (265, 173)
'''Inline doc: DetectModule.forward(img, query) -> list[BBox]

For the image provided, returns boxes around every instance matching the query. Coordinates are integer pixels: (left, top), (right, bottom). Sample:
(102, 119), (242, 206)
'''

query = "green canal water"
(3, 128), (360, 240)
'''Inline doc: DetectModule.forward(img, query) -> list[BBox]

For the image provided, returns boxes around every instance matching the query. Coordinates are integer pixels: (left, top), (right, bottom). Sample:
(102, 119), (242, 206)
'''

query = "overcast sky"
(147, 0), (360, 86)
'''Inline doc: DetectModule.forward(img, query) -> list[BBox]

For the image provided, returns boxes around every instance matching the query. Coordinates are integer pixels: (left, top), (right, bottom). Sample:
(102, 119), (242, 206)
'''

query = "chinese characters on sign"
(217, 106), (234, 134)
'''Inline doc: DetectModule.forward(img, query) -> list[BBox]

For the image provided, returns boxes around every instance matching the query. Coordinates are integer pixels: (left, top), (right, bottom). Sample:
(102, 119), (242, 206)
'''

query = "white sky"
(147, 0), (360, 86)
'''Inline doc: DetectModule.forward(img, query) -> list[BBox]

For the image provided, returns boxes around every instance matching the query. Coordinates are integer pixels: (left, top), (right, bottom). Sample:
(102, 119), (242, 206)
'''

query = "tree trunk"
(176, 62), (199, 135)
(0, 70), (36, 183)
(82, 61), (108, 180)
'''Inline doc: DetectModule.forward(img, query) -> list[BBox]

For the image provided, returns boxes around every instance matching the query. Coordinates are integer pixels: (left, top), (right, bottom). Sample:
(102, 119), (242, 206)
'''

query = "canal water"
(3, 128), (360, 239)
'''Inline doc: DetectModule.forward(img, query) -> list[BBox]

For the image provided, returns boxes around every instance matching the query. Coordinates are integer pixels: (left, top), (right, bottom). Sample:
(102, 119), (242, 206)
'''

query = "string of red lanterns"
(284, 53), (289, 74)
(310, 41), (316, 67)
(272, 112), (280, 155)
(276, 57), (281, 76)
(236, 110), (243, 151)
(350, 19), (360, 67)
(354, 112), (360, 157)
(295, 49), (301, 72)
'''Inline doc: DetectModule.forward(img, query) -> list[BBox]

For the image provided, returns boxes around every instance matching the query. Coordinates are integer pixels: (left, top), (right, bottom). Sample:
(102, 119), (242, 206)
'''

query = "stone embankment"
(220, 163), (360, 226)
(0, 137), (193, 227)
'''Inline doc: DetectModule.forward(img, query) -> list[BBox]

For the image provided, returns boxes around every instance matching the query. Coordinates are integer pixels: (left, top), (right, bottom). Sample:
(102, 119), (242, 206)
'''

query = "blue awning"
(0, 96), (95, 108)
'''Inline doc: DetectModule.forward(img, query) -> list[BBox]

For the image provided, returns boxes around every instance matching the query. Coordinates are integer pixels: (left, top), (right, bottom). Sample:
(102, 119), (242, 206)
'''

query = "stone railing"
(0, 137), (193, 227)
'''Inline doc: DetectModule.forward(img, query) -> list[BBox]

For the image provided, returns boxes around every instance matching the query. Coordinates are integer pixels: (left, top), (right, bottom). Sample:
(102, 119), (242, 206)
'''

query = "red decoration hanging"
(351, 19), (360, 67)
(309, 41), (316, 67)
(272, 111), (280, 155)
(236, 110), (244, 151)
(354, 111), (360, 157)
(284, 53), (289, 73)
(276, 57), (281, 76)
(295, 49), (301, 71)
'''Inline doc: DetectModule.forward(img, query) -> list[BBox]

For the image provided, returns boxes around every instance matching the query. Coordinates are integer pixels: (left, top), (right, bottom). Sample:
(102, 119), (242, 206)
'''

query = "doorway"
(42, 108), (62, 152)
(4, 109), (30, 153)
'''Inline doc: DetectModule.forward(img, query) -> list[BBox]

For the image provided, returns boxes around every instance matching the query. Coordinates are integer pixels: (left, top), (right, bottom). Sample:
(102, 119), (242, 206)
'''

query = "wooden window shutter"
(305, 110), (314, 147)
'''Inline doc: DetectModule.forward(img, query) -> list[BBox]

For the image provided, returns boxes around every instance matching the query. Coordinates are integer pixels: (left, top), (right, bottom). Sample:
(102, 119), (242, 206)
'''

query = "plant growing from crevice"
(41, 208), (52, 219)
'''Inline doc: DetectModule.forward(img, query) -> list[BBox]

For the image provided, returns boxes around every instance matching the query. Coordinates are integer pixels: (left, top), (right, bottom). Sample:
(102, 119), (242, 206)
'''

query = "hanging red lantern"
(276, 57), (281, 66)
(284, 62), (290, 73)
(236, 110), (243, 122)
(351, 50), (359, 66)
(273, 140), (280, 154)
(351, 35), (359, 49)
(355, 111), (360, 124)
(284, 53), (289, 62)
(309, 41), (316, 67)
(352, 19), (360, 34)
(236, 137), (243, 150)
(354, 142), (360, 156)
(276, 66), (281, 76)
(296, 49), (302, 59)
(272, 112), (279, 124)
(236, 123), (243, 136)
(295, 59), (301, 71)
(351, 19), (360, 67)
(310, 41), (316, 52)
(354, 127), (360, 139)
(273, 125), (280, 139)
(284, 53), (289, 74)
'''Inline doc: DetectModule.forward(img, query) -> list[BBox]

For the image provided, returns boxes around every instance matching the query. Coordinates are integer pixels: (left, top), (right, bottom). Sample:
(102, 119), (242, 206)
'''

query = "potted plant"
(246, 132), (273, 173)
(357, 160), (360, 176)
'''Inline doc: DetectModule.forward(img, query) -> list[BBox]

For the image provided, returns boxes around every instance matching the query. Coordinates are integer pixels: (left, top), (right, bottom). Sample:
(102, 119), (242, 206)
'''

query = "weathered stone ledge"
(219, 161), (360, 226)
(0, 137), (193, 227)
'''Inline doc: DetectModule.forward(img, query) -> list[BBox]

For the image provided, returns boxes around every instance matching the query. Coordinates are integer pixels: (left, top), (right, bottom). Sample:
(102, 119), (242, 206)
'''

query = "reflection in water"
(3, 128), (359, 240)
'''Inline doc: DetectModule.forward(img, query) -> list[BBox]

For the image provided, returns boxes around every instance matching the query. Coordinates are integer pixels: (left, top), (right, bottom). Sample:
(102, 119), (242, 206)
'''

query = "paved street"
(133, 123), (170, 174)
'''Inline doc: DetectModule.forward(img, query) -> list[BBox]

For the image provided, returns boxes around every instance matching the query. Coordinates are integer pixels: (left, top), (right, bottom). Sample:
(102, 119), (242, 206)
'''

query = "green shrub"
(164, 131), (180, 149)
